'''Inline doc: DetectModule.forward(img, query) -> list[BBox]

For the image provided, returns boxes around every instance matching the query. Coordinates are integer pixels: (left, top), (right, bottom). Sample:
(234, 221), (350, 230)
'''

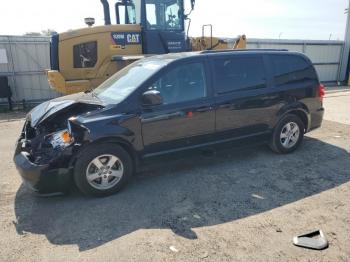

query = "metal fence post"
(339, 0), (350, 82)
(7, 36), (18, 101)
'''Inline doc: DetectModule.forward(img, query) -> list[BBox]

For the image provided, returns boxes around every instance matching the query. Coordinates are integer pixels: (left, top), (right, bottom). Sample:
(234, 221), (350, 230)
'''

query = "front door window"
(149, 62), (207, 104)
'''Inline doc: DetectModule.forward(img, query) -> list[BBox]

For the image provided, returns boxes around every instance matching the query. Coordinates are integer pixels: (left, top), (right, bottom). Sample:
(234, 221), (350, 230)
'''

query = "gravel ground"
(1, 90), (350, 261)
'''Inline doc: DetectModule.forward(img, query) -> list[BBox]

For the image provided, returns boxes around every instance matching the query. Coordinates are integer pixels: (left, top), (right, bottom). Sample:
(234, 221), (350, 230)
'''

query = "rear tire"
(74, 143), (133, 197)
(269, 114), (304, 154)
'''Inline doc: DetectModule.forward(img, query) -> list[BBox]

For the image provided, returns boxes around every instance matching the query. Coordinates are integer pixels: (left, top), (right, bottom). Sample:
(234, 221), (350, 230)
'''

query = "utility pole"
(339, 0), (350, 83)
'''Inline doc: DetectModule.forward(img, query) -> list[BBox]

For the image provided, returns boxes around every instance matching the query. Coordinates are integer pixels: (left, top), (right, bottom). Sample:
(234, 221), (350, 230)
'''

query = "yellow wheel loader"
(47, 0), (246, 94)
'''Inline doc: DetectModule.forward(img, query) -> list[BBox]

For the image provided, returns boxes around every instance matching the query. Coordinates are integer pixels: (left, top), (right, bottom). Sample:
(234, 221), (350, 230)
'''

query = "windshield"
(93, 59), (167, 104)
(146, 0), (184, 30)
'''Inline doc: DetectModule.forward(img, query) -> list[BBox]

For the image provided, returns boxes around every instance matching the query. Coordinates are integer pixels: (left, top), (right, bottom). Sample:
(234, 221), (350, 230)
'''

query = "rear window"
(271, 55), (317, 86)
(213, 55), (266, 94)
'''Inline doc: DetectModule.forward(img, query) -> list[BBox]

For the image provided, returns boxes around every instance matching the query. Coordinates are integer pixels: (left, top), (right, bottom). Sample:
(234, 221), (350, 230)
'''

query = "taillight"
(318, 84), (325, 102)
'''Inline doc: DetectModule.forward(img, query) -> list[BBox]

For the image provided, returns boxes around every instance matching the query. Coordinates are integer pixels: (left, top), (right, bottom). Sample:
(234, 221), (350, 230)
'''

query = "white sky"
(0, 0), (348, 40)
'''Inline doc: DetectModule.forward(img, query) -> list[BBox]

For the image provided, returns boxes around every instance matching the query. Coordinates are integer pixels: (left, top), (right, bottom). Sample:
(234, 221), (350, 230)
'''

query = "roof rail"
(201, 48), (288, 54)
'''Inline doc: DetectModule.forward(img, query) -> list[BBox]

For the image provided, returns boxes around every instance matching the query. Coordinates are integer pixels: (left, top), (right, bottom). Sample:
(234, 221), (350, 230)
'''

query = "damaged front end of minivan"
(13, 94), (104, 194)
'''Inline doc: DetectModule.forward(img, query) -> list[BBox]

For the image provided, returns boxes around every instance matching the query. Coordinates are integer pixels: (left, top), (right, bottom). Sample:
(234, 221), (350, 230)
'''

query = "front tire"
(269, 114), (305, 154)
(74, 143), (133, 197)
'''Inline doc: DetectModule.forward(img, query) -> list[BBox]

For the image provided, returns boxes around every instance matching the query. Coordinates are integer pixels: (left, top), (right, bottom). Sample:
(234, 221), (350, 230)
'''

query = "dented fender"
(68, 112), (143, 153)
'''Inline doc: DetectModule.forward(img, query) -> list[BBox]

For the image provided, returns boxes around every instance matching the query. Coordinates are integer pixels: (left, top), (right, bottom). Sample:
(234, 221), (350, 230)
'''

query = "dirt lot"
(1, 89), (350, 262)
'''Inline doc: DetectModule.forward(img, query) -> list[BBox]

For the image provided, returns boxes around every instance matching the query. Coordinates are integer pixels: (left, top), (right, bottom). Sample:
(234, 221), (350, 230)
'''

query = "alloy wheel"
(86, 154), (124, 190)
(280, 122), (300, 149)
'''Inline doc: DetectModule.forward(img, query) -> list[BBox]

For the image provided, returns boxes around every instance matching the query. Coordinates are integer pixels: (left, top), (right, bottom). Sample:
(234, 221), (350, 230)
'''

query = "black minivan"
(14, 50), (325, 196)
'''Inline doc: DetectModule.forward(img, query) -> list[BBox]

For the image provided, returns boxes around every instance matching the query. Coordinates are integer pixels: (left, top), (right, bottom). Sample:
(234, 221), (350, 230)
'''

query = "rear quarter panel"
(265, 53), (322, 130)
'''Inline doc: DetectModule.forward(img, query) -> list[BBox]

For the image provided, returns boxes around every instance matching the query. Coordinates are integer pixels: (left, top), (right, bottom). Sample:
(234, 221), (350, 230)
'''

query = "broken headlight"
(49, 129), (74, 149)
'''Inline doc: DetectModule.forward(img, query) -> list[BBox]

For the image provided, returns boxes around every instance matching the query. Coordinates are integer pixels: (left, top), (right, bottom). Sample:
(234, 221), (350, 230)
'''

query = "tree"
(41, 29), (58, 36)
(24, 32), (41, 36)
(24, 29), (57, 36)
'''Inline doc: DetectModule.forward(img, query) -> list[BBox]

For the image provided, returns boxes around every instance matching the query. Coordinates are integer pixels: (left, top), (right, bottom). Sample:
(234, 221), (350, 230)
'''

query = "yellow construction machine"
(47, 0), (246, 94)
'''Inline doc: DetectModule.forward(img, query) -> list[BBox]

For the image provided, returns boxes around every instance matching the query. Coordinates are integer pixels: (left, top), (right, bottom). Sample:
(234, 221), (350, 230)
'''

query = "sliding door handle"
(196, 106), (213, 112)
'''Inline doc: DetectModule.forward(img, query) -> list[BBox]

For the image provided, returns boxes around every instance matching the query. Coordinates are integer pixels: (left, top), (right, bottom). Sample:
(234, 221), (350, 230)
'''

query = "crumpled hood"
(27, 92), (104, 127)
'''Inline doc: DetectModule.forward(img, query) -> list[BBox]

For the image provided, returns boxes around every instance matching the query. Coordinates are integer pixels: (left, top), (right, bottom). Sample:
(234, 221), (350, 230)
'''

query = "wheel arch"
(70, 136), (139, 171)
(276, 104), (310, 133)
(287, 110), (309, 133)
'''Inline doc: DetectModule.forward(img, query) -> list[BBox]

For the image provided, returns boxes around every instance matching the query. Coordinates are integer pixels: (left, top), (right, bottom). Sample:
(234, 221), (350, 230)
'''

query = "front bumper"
(14, 145), (73, 194)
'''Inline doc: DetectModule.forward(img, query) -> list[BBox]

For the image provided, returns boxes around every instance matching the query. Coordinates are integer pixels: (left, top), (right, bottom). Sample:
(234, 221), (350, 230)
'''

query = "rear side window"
(271, 55), (316, 86)
(149, 62), (207, 104)
(213, 55), (266, 94)
(73, 41), (97, 68)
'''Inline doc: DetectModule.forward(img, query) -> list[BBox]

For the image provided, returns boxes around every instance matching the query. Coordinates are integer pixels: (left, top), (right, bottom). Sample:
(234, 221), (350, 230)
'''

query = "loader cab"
(115, 0), (187, 53)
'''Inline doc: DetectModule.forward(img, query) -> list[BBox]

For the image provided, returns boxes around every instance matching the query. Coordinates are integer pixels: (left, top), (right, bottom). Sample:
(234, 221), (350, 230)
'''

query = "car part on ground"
(293, 230), (329, 250)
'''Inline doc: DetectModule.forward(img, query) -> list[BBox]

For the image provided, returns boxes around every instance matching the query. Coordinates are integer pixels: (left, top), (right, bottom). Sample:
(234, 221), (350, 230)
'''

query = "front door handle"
(141, 111), (184, 123)
(218, 103), (231, 109)
(165, 111), (184, 118)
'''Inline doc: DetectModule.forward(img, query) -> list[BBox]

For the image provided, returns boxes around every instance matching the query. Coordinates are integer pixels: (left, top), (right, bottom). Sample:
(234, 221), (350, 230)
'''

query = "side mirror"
(142, 90), (163, 106)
